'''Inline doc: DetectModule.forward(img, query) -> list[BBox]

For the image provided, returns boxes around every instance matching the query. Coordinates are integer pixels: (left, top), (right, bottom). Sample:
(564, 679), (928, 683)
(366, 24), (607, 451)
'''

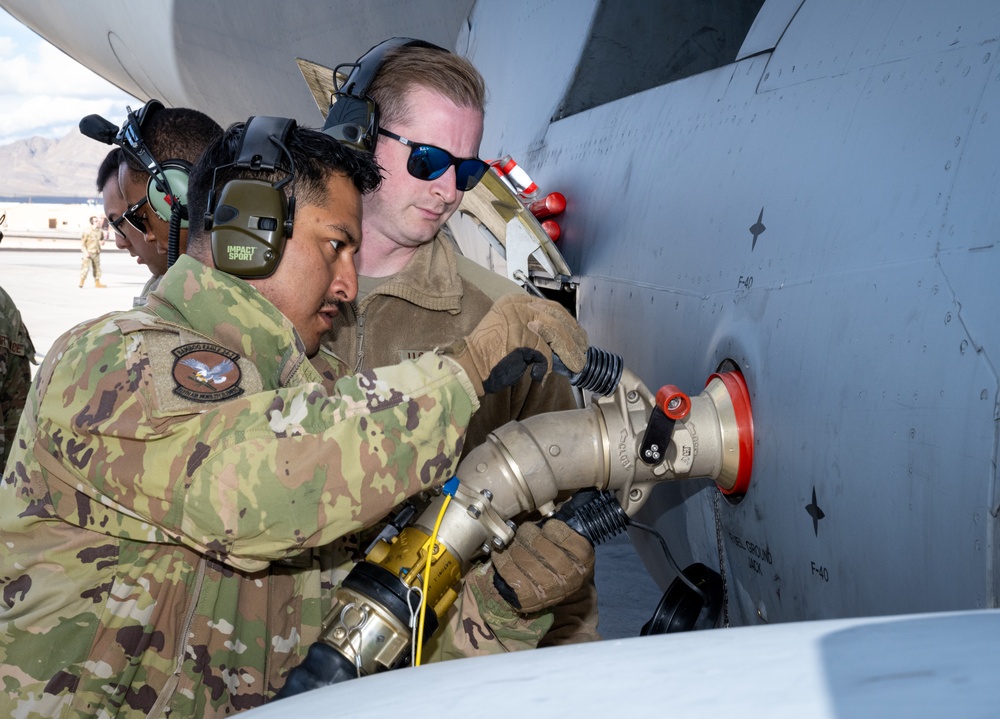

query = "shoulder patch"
(0, 334), (28, 357)
(172, 343), (244, 402)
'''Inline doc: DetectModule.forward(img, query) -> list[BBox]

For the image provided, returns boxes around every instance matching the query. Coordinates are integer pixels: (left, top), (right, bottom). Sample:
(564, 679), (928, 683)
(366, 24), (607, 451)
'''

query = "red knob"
(656, 385), (691, 420)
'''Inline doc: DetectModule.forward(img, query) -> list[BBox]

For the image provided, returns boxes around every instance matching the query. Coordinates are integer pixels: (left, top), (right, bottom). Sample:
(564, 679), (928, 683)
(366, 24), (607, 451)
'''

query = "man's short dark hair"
(97, 147), (123, 192)
(186, 122), (381, 256)
(121, 106), (223, 175)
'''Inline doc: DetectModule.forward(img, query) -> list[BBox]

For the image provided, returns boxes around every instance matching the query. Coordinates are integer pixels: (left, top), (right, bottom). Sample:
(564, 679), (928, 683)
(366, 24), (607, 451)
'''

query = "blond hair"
(369, 45), (486, 129)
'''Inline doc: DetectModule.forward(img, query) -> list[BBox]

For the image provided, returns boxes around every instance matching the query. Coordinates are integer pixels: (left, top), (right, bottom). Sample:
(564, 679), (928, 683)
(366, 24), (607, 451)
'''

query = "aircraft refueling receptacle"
(276, 348), (754, 696)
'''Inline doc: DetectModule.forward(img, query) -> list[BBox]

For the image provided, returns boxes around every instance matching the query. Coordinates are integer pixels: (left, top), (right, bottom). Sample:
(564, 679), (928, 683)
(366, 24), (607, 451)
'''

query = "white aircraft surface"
(5, 0), (1000, 712)
(241, 609), (1000, 719)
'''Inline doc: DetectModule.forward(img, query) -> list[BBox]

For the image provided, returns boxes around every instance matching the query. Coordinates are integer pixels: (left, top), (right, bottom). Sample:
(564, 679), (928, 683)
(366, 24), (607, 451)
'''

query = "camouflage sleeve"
(422, 558), (600, 663)
(0, 314), (33, 471)
(31, 321), (478, 574)
(421, 562), (556, 663)
(536, 580), (602, 646)
(0, 350), (31, 469)
(310, 346), (353, 391)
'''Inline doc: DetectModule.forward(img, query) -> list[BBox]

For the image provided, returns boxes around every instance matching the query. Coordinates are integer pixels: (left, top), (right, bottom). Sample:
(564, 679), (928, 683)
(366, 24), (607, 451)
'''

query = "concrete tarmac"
(0, 239), (151, 361)
(0, 240), (666, 641)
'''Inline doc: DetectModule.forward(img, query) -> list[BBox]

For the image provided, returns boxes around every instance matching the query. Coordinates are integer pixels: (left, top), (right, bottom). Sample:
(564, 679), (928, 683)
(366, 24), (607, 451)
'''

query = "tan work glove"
(444, 294), (588, 396)
(488, 519), (595, 614)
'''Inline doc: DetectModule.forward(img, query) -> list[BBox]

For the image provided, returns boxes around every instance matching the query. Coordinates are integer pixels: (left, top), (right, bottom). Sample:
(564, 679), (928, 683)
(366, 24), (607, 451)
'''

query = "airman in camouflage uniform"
(114, 105), (223, 305)
(0, 284), (34, 470)
(0, 120), (588, 718)
(79, 216), (106, 288)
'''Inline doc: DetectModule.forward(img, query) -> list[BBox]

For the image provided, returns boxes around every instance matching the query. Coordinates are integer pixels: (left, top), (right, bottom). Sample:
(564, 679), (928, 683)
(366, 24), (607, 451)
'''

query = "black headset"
(322, 37), (447, 153)
(116, 100), (192, 266)
(204, 116), (297, 279)
(118, 101), (191, 225)
(78, 100), (194, 267)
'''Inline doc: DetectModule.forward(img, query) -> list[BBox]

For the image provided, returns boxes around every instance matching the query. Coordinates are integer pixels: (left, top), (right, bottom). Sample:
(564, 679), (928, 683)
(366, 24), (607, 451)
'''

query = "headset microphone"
(79, 114), (120, 145)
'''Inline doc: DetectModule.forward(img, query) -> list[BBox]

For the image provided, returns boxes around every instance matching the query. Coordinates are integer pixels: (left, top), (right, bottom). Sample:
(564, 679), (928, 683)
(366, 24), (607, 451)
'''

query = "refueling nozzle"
(276, 348), (754, 696)
(449, 359), (753, 530)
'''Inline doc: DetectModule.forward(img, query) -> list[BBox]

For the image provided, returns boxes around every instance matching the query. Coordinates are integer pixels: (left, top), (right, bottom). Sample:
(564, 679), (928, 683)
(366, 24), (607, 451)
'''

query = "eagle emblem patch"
(172, 343), (243, 401)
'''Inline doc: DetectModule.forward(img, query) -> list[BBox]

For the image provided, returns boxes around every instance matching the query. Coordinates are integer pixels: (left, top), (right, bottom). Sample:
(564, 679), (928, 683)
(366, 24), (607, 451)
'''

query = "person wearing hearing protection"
(318, 39), (600, 660)
(115, 104), (222, 305)
(0, 122), (589, 717)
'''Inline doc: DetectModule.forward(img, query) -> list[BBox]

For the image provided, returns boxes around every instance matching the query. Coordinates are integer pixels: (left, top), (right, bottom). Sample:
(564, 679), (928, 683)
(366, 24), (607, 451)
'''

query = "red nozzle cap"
(656, 385), (691, 420)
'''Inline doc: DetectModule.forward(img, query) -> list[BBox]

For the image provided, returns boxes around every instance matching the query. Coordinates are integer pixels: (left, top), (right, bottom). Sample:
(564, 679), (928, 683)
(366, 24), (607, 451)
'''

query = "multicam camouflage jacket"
(0, 255), (477, 718)
(80, 226), (103, 256)
(0, 285), (34, 471)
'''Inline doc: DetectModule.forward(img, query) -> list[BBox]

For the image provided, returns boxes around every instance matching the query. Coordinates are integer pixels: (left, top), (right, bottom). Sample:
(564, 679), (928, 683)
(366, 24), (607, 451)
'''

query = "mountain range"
(0, 131), (112, 199)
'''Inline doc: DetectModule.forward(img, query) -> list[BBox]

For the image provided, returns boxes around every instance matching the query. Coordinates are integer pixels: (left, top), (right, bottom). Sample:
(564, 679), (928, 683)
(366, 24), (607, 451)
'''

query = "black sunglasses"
(109, 214), (128, 238)
(121, 196), (149, 235)
(378, 129), (488, 191)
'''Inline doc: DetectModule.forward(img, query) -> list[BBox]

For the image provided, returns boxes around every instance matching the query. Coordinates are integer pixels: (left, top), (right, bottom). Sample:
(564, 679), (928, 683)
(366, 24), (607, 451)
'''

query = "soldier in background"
(0, 219), (35, 471)
(78, 215), (105, 288)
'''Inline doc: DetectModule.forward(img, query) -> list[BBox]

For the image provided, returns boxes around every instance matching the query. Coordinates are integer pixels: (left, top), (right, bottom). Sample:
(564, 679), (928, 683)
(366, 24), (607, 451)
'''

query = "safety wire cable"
(413, 478), (458, 667)
(406, 585), (423, 666)
(630, 520), (708, 604)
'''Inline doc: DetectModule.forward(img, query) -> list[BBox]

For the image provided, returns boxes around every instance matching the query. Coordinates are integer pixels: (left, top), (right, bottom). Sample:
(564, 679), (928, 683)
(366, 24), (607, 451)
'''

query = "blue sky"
(0, 8), (136, 145)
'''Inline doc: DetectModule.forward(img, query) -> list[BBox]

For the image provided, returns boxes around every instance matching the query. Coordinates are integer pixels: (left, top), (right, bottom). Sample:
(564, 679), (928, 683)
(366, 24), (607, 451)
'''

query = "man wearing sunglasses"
(117, 105), (222, 300)
(98, 148), (164, 305)
(321, 41), (600, 661)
